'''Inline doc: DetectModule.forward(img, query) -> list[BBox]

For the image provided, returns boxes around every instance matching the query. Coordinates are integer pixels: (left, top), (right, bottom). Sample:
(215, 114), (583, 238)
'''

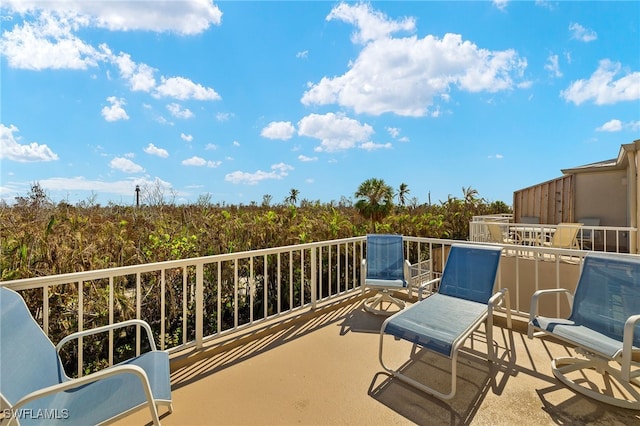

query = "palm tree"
(354, 178), (394, 231)
(285, 188), (299, 206)
(462, 186), (480, 206)
(397, 183), (410, 207)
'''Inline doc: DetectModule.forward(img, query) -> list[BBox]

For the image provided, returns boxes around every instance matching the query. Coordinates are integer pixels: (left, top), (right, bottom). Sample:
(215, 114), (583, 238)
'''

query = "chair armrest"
(403, 259), (412, 297)
(56, 319), (157, 354)
(418, 277), (440, 300)
(8, 364), (159, 426)
(528, 288), (573, 338)
(622, 314), (640, 381)
(488, 288), (512, 329)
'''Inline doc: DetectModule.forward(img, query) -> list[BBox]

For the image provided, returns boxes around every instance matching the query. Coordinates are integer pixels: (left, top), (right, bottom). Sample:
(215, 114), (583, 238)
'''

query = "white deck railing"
(5, 236), (630, 378)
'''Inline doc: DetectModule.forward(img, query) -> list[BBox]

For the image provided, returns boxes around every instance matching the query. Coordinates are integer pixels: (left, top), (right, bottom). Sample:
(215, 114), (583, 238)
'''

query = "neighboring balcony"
(2, 236), (638, 424)
(470, 214), (637, 253)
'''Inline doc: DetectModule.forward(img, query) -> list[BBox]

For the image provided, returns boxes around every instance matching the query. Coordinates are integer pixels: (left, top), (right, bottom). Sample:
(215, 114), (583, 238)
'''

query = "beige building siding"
(574, 170), (628, 226)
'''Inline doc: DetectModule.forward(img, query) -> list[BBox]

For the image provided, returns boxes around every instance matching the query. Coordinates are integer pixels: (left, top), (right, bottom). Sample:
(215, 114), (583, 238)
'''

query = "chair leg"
(379, 334), (459, 400)
(364, 291), (405, 315)
(552, 356), (640, 410)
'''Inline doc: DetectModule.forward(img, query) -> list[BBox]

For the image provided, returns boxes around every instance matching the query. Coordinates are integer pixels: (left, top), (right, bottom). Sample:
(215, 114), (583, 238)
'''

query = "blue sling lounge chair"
(529, 252), (640, 409)
(0, 286), (172, 425)
(378, 243), (511, 400)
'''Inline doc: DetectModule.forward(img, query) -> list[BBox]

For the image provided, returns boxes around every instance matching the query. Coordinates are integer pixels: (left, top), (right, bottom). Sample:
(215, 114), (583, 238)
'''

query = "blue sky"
(1, 1), (639, 207)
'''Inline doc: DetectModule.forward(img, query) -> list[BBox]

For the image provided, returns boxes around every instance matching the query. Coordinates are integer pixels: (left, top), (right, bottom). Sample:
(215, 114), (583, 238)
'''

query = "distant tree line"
(1, 181), (510, 280)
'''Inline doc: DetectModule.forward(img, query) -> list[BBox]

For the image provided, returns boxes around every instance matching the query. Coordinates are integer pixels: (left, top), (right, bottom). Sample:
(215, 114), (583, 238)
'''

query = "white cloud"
(0, 124), (59, 162)
(296, 50), (308, 59)
(327, 2), (416, 44)
(386, 127), (400, 138)
(303, 4), (527, 117)
(298, 155), (318, 162)
(488, 154), (504, 159)
(181, 156), (221, 168)
(0, 2), (223, 116)
(181, 133), (193, 142)
(544, 54), (562, 78)
(154, 76), (221, 101)
(298, 113), (374, 152)
(535, 1), (555, 11)
(32, 176), (174, 198)
(101, 96), (129, 122)
(2, 1), (222, 35)
(0, 11), (105, 70)
(261, 121), (296, 140)
(216, 112), (233, 122)
(596, 119), (622, 132)
(561, 59), (640, 105)
(360, 142), (392, 151)
(167, 103), (194, 119)
(595, 119), (640, 132)
(109, 157), (144, 173)
(144, 143), (169, 158)
(492, 0), (509, 12)
(225, 163), (293, 185)
(205, 143), (218, 150)
(569, 22), (597, 42)
(113, 52), (157, 92)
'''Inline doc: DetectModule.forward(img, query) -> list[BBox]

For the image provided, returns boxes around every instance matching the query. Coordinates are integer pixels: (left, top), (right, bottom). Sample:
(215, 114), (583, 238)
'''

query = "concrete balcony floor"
(117, 293), (639, 426)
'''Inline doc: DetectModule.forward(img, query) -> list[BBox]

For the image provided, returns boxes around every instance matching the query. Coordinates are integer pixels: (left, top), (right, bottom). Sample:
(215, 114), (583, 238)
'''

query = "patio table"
(509, 225), (555, 246)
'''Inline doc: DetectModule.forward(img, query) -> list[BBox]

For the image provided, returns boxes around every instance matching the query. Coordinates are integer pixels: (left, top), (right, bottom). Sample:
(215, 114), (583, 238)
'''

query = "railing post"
(195, 262), (204, 349)
(311, 246), (317, 309)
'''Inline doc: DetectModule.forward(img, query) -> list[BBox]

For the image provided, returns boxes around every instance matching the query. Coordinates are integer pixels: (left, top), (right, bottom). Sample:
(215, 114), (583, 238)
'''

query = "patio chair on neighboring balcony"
(577, 217), (601, 250)
(528, 252), (640, 409)
(487, 223), (520, 245)
(543, 222), (583, 249)
(0, 286), (172, 426)
(361, 234), (412, 315)
(378, 244), (511, 400)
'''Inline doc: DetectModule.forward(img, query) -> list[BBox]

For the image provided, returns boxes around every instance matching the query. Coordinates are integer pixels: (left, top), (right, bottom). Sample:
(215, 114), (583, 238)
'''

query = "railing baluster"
(195, 262), (204, 349)
(277, 252), (281, 315)
(108, 276), (114, 366)
(43, 286), (48, 338)
(160, 269), (166, 351)
(311, 246), (317, 309)
(182, 267), (187, 345)
(216, 261), (221, 336)
(77, 280), (83, 377)
(136, 272), (141, 355)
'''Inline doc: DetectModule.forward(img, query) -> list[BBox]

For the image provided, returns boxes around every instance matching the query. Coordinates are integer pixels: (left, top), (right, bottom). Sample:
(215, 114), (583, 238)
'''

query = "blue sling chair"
(378, 243), (511, 400)
(0, 286), (172, 425)
(529, 252), (640, 409)
(361, 234), (412, 315)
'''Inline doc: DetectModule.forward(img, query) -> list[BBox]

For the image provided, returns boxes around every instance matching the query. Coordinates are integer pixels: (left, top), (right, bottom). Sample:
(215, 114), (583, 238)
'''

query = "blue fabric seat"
(528, 252), (640, 409)
(379, 243), (511, 400)
(0, 286), (172, 425)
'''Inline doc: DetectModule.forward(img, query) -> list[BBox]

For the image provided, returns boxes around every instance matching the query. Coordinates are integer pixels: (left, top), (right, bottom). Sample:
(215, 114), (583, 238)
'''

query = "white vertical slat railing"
(3, 235), (623, 378)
